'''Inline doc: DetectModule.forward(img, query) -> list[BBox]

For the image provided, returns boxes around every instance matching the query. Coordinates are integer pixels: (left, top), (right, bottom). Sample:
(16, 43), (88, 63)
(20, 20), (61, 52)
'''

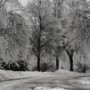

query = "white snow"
(0, 69), (90, 90)
(79, 77), (90, 85)
(55, 69), (75, 74)
(0, 70), (72, 90)
(80, 81), (90, 85)
(0, 70), (53, 80)
(35, 86), (68, 90)
(0, 69), (77, 81)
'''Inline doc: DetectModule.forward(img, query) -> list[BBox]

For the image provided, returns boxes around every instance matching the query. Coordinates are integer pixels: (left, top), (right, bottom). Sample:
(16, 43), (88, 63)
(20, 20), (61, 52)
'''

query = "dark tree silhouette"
(28, 0), (57, 71)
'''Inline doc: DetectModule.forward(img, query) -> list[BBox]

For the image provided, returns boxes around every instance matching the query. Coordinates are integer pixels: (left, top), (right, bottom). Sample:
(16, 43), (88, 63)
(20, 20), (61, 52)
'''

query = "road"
(0, 72), (90, 90)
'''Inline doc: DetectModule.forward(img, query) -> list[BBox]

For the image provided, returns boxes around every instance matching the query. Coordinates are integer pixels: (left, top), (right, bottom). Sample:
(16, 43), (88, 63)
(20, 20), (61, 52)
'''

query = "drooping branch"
(0, 0), (8, 8)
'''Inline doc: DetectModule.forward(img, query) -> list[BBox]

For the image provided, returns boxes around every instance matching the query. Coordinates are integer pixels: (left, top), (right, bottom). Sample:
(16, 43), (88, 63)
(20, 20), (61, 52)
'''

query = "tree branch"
(0, 0), (8, 8)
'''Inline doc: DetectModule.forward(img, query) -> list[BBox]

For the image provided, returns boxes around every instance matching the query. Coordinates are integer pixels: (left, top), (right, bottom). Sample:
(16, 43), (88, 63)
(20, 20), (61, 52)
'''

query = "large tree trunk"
(37, 54), (40, 71)
(56, 57), (59, 70)
(68, 53), (73, 71)
(37, 40), (41, 71)
(83, 64), (86, 73)
(66, 50), (74, 71)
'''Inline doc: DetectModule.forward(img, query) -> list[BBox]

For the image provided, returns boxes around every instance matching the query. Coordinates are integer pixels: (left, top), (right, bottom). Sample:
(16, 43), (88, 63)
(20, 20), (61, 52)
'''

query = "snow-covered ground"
(0, 69), (89, 90)
(0, 69), (77, 80)
(35, 86), (68, 90)
(0, 70), (53, 80)
(79, 77), (90, 85)
(0, 69), (77, 90)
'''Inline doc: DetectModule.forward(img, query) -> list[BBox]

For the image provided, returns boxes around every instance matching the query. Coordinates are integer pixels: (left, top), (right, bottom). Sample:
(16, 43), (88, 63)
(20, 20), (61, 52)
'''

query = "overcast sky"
(18, 0), (30, 6)
(18, 0), (90, 7)
(18, 0), (53, 6)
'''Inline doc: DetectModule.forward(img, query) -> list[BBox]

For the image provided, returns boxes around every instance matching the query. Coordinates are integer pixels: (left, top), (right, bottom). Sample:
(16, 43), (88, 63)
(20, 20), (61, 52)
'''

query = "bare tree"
(47, 0), (65, 70)
(6, 12), (28, 60)
(0, 0), (28, 63)
(28, 0), (57, 71)
(62, 0), (89, 71)
(53, 0), (65, 18)
(0, 0), (8, 8)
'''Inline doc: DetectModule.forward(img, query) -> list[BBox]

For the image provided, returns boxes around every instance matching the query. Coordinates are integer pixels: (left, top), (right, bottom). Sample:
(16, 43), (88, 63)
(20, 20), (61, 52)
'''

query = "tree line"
(0, 0), (90, 72)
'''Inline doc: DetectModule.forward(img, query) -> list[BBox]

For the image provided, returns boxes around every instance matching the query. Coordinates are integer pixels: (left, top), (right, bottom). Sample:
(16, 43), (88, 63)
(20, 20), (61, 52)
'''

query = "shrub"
(1, 61), (9, 70)
(40, 62), (48, 72)
(32, 62), (56, 72)
(1, 61), (18, 71)
(75, 61), (89, 73)
(32, 65), (38, 71)
(0, 58), (4, 70)
(17, 60), (29, 71)
(1, 60), (29, 71)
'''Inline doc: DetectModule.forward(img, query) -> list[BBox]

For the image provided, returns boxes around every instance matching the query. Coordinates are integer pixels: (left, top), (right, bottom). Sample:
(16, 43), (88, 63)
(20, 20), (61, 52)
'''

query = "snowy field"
(0, 70), (90, 90)
(0, 69), (77, 80)
(34, 86), (68, 90)
(0, 70), (53, 80)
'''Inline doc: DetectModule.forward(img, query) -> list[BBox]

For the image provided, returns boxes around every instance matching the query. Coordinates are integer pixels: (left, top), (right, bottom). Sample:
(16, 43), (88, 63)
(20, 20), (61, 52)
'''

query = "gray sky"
(18, 0), (30, 6)
(18, 0), (90, 6)
(18, 0), (53, 6)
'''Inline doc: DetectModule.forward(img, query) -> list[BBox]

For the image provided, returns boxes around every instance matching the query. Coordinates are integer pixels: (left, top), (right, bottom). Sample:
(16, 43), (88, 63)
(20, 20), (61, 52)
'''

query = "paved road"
(0, 73), (90, 90)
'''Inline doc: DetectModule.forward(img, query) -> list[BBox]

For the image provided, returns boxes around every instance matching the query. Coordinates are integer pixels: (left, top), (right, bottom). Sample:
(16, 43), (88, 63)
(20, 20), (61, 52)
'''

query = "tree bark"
(56, 57), (59, 70)
(37, 55), (40, 71)
(68, 54), (73, 71)
(66, 50), (74, 71)
(37, 39), (41, 71)
(83, 64), (86, 73)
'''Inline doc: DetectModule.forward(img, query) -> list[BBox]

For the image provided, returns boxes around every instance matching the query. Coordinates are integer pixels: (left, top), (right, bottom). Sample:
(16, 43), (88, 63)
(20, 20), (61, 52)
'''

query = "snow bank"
(80, 80), (90, 85)
(54, 69), (77, 76)
(69, 77), (90, 89)
(78, 77), (90, 85)
(35, 86), (68, 90)
(0, 70), (52, 80)
(0, 69), (79, 81)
